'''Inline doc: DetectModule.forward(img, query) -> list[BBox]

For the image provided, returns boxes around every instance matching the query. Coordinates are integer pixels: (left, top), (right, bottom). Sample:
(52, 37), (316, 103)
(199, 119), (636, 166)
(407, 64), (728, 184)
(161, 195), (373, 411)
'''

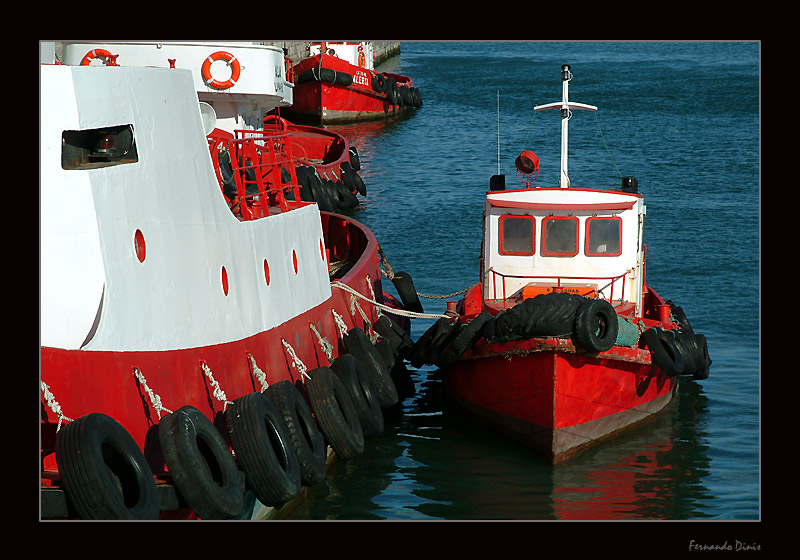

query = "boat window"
(61, 124), (138, 170)
(541, 216), (578, 257)
(585, 217), (622, 256)
(499, 215), (535, 255)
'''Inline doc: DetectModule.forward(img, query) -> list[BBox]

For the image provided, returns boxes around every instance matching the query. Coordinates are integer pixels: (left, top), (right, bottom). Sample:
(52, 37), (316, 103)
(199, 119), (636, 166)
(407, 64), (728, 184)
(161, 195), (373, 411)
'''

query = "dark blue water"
(288, 42), (760, 522)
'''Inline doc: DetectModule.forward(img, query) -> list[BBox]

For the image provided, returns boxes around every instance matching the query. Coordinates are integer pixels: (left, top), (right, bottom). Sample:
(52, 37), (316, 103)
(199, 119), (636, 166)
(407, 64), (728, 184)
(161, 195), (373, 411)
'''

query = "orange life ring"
(80, 48), (118, 66)
(201, 51), (241, 90)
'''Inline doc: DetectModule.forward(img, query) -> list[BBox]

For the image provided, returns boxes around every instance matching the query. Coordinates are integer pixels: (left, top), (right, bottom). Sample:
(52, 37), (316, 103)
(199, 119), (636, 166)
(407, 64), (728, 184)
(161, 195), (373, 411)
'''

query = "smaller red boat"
(281, 42), (423, 125)
(409, 65), (711, 463)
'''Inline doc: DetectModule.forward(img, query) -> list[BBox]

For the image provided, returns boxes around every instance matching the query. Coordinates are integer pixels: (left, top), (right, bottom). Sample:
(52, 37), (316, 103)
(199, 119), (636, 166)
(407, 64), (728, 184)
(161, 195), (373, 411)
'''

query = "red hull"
(40, 212), (386, 515)
(282, 54), (415, 124)
(443, 338), (678, 463)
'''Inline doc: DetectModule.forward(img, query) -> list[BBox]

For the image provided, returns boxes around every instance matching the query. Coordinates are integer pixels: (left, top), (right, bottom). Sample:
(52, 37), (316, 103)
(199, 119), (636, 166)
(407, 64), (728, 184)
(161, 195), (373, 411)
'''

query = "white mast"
(534, 65), (597, 188)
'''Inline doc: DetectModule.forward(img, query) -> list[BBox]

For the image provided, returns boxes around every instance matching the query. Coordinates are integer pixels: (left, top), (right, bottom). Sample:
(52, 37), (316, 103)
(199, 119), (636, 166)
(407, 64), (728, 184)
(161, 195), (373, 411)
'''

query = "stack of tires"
(52, 322), (415, 520)
(291, 146), (366, 213)
(370, 73), (423, 108)
(640, 303), (711, 380)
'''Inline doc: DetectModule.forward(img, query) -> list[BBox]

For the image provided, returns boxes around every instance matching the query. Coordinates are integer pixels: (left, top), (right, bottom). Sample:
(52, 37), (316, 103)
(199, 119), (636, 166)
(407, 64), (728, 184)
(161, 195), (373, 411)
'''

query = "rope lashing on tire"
(133, 367), (173, 419)
(332, 308), (349, 339)
(349, 292), (377, 342)
(40, 381), (73, 431)
(365, 274), (381, 318)
(281, 338), (312, 382)
(309, 322), (334, 364)
(331, 280), (454, 319)
(247, 353), (270, 392)
(200, 361), (234, 412)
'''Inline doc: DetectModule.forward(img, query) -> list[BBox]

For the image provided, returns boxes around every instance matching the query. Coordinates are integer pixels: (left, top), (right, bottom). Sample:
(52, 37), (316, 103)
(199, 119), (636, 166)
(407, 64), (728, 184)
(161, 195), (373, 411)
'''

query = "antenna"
(497, 89), (500, 175)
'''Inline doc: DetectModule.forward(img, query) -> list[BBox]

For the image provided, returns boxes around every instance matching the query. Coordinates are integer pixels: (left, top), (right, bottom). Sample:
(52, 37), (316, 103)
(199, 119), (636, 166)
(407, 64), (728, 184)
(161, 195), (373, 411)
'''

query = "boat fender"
(342, 327), (398, 407)
(305, 366), (365, 459)
(391, 271), (424, 314)
(409, 317), (453, 368)
(641, 327), (685, 377)
(330, 354), (384, 438)
(374, 337), (416, 403)
(373, 314), (414, 357)
(224, 392), (301, 507)
(349, 146), (361, 171)
(420, 321), (463, 366)
(691, 334), (711, 380)
(572, 298), (619, 353)
(435, 311), (493, 369)
(201, 51), (241, 90)
(340, 161), (356, 193)
(371, 73), (386, 93)
(331, 178), (360, 210)
(353, 170), (367, 196)
(158, 405), (245, 519)
(308, 172), (337, 213)
(55, 413), (160, 520)
(264, 380), (327, 486)
(673, 330), (712, 380)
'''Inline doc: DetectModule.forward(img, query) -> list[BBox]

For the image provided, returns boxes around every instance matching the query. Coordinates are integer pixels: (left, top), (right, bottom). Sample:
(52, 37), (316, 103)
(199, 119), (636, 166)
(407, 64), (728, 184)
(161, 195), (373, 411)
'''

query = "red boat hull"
(443, 338), (678, 463)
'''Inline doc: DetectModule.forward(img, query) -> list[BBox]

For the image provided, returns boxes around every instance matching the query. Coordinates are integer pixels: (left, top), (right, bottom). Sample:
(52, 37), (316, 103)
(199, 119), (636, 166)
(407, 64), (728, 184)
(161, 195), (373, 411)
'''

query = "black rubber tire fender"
(264, 380), (327, 486)
(391, 271), (424, 314)
(641, 328), (686, 377)
(158, 405), (245, 519)
(436, 311), (493, 369)
(305, 366), (365, 459)
(572, 298), (619, 353)
(55, 413), (159, 520)
(332, 179), (360, 209)
(352, 171), (366, 196)
(224, 392), (301, 507)
(423, 321), (463, 366)
(330, 354), (384, 438)
(342, 327), (398, 407)
(373, 314), (414, 357)
(692, 333), (711, 380)
(409, 317), (452, 368)
(308, 172), (337, 212)
(371, 72), (386, 93)
(349, 145), (361, 172)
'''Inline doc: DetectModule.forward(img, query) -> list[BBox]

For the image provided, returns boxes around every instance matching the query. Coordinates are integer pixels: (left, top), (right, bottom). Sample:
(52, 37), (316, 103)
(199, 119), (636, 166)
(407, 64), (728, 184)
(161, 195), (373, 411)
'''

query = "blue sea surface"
(287, 41), (760, 524)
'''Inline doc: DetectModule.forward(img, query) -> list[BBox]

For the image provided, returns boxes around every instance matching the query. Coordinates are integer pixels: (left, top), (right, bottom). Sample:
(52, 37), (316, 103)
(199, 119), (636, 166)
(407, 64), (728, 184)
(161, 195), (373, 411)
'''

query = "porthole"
(263, 259), (271, 285)
(221, 266), (229, 296)
(133, 229), (146, 262)
(292, 250), (298, 274)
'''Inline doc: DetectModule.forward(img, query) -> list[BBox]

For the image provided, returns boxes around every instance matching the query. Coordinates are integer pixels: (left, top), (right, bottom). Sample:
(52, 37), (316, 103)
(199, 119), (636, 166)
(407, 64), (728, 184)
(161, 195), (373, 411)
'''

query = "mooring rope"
(40, 381), (73, 432)
(133, 367), (173, 419)
(331, 280), (454, 319)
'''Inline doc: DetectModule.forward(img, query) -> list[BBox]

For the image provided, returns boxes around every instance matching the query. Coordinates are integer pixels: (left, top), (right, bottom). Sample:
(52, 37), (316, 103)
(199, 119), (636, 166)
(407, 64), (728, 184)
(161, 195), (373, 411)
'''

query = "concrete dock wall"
(260, 41), (401, 67)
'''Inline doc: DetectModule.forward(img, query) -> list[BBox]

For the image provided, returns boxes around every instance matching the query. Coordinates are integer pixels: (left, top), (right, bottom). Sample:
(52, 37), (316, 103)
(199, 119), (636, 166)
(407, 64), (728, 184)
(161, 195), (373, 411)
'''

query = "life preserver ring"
(572, 298), (619, 353)
(305, 366), (365, 459)
(201, 51), (241, 90)
(330, 354), (384, 437)
(55, 413), (159, 519)
(342, 327), (399, 407)
(158, 405), (245, 519)
(224, 392), (301, 506)
(80, 48), (118, 66)
(264, 380), (327, 486)
(642, 327), (685, 377)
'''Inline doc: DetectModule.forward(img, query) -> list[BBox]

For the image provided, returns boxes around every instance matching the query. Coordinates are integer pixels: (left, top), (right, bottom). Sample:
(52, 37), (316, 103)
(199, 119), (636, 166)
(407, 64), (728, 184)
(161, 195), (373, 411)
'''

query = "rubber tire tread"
(305, 366), (365, 459)
(642, 328), (685, 377)
(373, 315), (414, 356)
(392, 271), (424, 314)
(436, 311), (492, 369)
(572, 298), (619, 353)
(224, 392), (301, 507)
(330, 354), (384, 438)
(158, 406), (245, 519)
(409, 317), (452, 368)
(55, 413), (159, 520)
(342, 327), (398, 407)
(264, 380), (327, 486)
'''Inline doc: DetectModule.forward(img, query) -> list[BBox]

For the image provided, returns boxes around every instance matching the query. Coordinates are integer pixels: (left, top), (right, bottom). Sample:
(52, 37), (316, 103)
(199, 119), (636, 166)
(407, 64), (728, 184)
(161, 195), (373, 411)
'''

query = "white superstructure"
(40, 62), (329, 352)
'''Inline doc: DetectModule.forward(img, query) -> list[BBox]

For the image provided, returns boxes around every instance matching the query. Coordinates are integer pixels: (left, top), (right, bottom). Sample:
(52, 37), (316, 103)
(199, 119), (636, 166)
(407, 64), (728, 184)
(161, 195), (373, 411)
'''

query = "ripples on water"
(288, 41), (760, 524)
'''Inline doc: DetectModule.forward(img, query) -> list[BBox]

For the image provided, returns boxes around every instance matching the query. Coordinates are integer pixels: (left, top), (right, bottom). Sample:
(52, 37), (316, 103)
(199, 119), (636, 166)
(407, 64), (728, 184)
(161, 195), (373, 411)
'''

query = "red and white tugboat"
(281, 41), (422, 125)
(40, 42), (413, 520)
(60, 41), (369, 212)
(410, 65), (711, 463)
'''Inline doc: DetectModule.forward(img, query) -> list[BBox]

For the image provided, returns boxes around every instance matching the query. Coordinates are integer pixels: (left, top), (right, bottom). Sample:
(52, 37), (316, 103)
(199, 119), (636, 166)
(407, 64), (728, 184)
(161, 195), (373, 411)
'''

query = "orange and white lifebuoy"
(201, 51), (241, 90)
(80, 48), (119, 66)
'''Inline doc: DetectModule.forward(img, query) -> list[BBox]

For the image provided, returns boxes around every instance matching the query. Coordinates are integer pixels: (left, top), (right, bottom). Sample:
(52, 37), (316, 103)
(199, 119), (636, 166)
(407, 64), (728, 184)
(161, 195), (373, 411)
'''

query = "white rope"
(282, 338), (312, 381)
(331, 280), (454, 320)
(133, 368), (173, 419)
(247, 353), (270, 392)
(350, 293), (377, 342)
(40, 381), (73, 432)
(200, 361), (234, 411)
(365, 274), (382, 317)
(332, 308), (349, 339)
(309, 322), (334, 364)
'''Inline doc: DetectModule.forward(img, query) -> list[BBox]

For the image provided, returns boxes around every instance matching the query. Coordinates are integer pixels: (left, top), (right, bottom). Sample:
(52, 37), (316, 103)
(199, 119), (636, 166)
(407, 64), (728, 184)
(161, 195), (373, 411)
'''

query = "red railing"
(207, 128), (306, 220)
(486, 268), (631, 309)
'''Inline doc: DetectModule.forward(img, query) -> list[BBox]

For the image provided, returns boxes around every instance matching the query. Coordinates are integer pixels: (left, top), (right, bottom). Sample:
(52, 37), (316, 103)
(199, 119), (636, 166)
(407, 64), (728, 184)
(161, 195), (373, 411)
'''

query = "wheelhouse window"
(61, 124), (138, 170)
(541, 216), (578, 257)
(585, 217), (622, 256)
(499, 215), (535, 255)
